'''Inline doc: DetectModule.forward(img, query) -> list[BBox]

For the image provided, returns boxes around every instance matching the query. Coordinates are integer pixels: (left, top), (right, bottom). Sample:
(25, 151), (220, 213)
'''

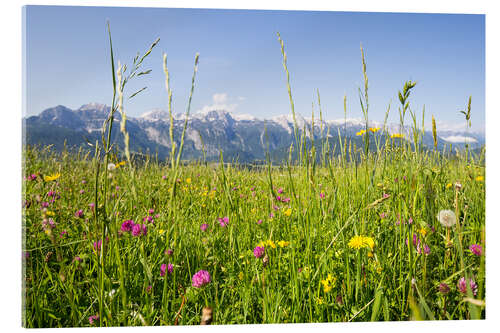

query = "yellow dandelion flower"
(284, 208), (292, 217)
(369, 127), (380, 133)
(391, 133), (404, 139)
(475, 175), (484, 182)
(446, 183), (452, 189)
(266, 240), (276, 249)
(238, 272), (244, 281)
(418, 227), (427, 236)
(316, 297), (325, 305)
(186, 178), (192, 184)
(362, 236), (375, 250)
(115, 161), (126, 168)
(278, 240), (290, 248)
(356, 129), (366, 136)
(367, 251), (374, 258)
(321, 280), (333, 293)
(209, 190), (216, 199)
(45, 210), (55, 217)
(44, 173), (61, 182)
(158, 229), (165, 235)
(348, 235), (365, 249)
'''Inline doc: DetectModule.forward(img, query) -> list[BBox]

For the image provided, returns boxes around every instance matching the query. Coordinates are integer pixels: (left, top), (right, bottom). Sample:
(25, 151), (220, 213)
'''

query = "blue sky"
(24, 6), (485, 132)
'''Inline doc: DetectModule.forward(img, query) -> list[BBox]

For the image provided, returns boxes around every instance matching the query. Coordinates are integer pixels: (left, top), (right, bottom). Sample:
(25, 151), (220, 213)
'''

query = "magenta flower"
(93, 240), (102, 252)
(457, 277), (478, 296)
(88, 203), (95, 210)
(319, 192), (325, 199)
(200, 223), (209, 231)
(60, 230), (67, 238)
(277, 187), (284, 194)
(148, 208), (155, 215)
(438, 283), (450, 295)
(79, 189), (85, 194)
(469, 244), (483, 256)
(28, 174), (37, 181)
(253, 246), (265, 258)
(88, 315), (99, 325)
(257, 219), (263, 225)
(382, 193), (390, 199)
(160, 263), (173, 276)
(41, 201), (50, 208)
(146, 285), (152, 293)
(75, 209), (84, 218)
(73, 256), (82, 263)
(192, 270), (211, 288)
(165, 249), (173, 256)
(218, 217), (229, 227)
(81, 179), (87, 184)
(379, 212), (386, 219)
(121, 219), (135, 232)
(132, 224), (146, 237)
(47, 190), (56, 197)
(282, 197), (291, 203)
(276, 195), (281, 201)
(162, 175), (167, 180)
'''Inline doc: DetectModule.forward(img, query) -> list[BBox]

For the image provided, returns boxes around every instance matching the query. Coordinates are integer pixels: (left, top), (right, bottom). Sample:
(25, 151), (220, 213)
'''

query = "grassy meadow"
(21, 28), (485, 327)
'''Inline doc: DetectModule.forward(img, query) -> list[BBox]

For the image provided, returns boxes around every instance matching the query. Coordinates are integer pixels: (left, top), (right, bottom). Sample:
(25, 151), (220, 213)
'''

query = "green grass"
(21, 26), (485, 327)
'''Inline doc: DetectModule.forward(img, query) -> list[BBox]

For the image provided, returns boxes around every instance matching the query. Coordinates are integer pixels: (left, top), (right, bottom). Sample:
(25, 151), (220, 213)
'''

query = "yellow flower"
(115, 161), (126, 168)
(44, 173), (61, 182)
(284, 208), (292, 217)
(209, 190), (216, 199)
(446, 183), (452, 189)
(45, 210), (55, 217)
(278, 240), (290, 248)
(316, 297), (324, 305)
(158, 229), (165, 235)
(348, 235), (365, 249)
(367, 251), (374, 258)
(369, 127), (380, 133)
(356, 129), (366, 136)
(348, 235), (375, 250)
(320, 274), (336, 293)
(475, 175), (484, 182)
(266, 240), (276, 249)
(238, 272), (244, 281)
(391, 133), (404, 139)
(418, 227), (427, 236)
(186, 178), (192, 184)
(362, 236), (375, 250)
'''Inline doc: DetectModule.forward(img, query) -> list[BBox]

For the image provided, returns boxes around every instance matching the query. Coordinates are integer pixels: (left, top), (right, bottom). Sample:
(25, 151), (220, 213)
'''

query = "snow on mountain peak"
(78, 102), (109, 113)
(140, 109), (169, 121)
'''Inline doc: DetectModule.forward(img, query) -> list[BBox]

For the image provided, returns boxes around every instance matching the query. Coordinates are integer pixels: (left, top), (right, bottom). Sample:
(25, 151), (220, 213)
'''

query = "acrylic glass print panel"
(22, 5), (485, 327)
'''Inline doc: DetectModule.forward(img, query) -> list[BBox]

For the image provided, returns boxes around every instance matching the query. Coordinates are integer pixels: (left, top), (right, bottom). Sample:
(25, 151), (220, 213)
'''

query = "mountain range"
(23, 103), (485, 163)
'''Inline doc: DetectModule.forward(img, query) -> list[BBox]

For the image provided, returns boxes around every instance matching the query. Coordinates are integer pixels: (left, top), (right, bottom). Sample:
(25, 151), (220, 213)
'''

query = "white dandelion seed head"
(437, 209), (457, 227)
(107, 163), (116, 171)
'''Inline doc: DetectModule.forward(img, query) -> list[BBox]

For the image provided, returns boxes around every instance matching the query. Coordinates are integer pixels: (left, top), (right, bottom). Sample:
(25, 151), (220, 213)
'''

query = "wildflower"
(379, 212), (386, 219)
(192, 270), (211, 288)
(356, 129), (366, 136)
(469, 244), (483, 256)
(146, 285), (152, 294)
(253, 246), (265, 258)
(186, 178), (192, 184)
(160, 263), (174, 277)
(475, 175), (484, 182)
(132, 224), (146, 237)
(93, 240), (102, 252)
(316, 297), (325, 305)
(75, 209), (84, 218)
(107, 163), (116, 171)
(218, 216), (229, 227)
(348, 235), (375, 250)
(277, 187), (284, 194)
(438, 283), (450, 295)
(320, 274), (336, 293)
(238, 272), (244, 281)
(121, 219), (135, 232)
(446, 183), (452, 189)
(28, 174), (37, 181)
(369, 127), (380, 133)
(423, 244), (431, 255)
(457, 277), (478, 296)
(278, 240), (290, 248)
(41, 201), (50, 208)
(257, 219), (263, 225)
(116, 161), (126, 168)
(79, 189), (85, 194)
(200, 223), (209, 231)
(418, 227), (427, 236)
(73, 256), (82, 263)
(319, 192), (325, 199)
(348, 235), (365, 249)
(81, 179), (87, 184)
(391, 133), (404, 139)
(162, 175), (167, 180)
(437, 210), (457, 227)
(282, 197), (291, 203)
(88, 315), (99, 325)
(44, 173), (61, 182)
(60, 230), (67, 238)
(284, 208), (292, 216)
(165, 249), (173, 256)
(269, 212), (274, 218)
(88, 203), (95, 210)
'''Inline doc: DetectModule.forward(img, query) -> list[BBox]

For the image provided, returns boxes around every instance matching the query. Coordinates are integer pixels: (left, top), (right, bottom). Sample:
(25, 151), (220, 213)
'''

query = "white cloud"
(441, 135), (478, 143)
(198, 93), (238, 113)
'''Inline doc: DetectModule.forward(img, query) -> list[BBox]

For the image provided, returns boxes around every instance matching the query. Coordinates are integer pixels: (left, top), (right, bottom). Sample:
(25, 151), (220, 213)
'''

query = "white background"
(2, 1), (498, 332)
